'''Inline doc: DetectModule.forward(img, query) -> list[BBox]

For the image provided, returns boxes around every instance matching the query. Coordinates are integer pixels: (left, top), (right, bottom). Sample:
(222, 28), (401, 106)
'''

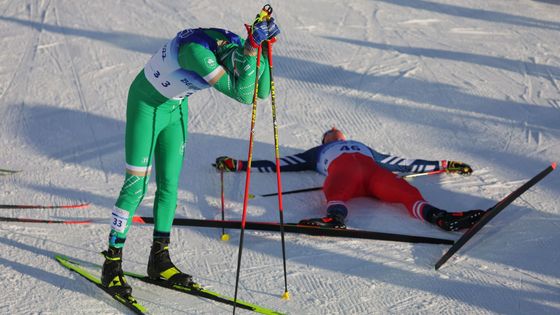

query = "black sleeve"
(239, 147), (320, 173)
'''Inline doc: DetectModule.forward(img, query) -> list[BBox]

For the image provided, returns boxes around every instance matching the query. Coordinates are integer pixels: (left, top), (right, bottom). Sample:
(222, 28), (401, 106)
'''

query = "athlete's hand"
(214, 156), (239, 172)
(246, 19), (269, 48)
(267, 18), (280, 40)
(444, 160), (473, 175)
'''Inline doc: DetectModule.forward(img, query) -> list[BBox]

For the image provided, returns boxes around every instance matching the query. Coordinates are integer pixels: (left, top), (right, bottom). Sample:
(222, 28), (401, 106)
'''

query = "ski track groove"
(2, 1), (50, 141)
(1, 1), (559, 314)
(52, 3), (110, 183)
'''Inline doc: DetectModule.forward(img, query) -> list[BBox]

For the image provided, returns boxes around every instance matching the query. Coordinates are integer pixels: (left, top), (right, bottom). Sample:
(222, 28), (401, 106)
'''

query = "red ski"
(0, 202), (90, 209)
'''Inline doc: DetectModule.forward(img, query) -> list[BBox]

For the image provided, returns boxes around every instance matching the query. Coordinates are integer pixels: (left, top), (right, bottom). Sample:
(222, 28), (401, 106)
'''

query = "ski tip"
(132, 216), (146, 224)
(552, 162), (557, 170)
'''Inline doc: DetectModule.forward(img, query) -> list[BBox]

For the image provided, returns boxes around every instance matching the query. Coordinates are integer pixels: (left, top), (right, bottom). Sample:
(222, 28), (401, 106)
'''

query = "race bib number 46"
(111, 207), (129, 233)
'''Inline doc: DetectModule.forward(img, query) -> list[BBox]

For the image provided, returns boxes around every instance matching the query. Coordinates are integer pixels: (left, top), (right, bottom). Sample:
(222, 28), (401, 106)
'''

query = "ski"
(55, 255), (147, 314)
(133, 216), (455, 245)
(0, 202), (90, 209)
(57, 255), (283, 315)
(435, 163), (556, 270)
(123, 271), (284, 315)
(0, 168), (21, 175)
(0, 216), (91, 224)
(249, 186), (321, 199)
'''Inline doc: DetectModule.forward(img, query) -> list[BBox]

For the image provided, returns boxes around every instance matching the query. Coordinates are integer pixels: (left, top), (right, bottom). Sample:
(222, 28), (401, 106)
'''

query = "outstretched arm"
(370, 148), (473, 175)
(214, 147), (321, 173)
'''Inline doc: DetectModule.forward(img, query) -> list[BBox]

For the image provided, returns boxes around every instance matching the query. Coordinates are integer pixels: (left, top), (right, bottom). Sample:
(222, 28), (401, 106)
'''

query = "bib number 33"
(111, 207), (129, 233)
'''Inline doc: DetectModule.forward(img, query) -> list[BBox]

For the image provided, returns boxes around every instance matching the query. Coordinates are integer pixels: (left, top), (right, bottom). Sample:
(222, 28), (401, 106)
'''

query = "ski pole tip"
(281, 291), (290, 300)
(220, 233), (230, 241)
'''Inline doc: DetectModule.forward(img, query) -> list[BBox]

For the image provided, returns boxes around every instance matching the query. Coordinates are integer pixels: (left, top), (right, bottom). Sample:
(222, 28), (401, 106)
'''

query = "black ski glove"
(214, 156), (240, 172)
(444, 160), (473, 175)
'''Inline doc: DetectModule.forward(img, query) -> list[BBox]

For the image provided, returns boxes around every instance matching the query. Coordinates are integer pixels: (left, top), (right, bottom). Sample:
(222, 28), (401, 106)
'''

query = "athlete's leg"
(108, 89), (165, 248)
(152, 100), (188, 238)
(367, 161), (429, 220)
(322, 154), (371, 220)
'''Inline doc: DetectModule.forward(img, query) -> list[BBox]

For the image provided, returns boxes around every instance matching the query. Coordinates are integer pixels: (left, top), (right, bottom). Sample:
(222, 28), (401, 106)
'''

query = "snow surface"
(1, 0), (559, 314)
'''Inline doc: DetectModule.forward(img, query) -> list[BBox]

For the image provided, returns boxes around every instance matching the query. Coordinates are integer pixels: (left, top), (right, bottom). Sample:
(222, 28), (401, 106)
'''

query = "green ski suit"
(109, 28), (270, 247)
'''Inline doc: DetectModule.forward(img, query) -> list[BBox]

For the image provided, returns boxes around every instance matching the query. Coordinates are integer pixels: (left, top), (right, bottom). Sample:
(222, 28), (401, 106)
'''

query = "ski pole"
(249, 186), (322, 199)
(233, 5), (272, 314)
(401, 169), (446, 179)
(267, 38), (290, 300)
(248, 170), (448, 199)
(220, 170), (230, 241)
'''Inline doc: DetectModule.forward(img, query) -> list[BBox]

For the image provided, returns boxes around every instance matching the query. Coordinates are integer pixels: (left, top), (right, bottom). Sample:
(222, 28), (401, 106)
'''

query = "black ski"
(0, 216), (91, 224)
(133, 216), (454, 245)
(435, 163), (556, 270)
(0, 168), (21, 175)
(55, 255), (147, 314)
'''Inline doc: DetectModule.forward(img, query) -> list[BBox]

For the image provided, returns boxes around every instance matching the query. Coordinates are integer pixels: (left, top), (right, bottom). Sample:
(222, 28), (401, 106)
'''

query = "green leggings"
(109, 73), (188, 248)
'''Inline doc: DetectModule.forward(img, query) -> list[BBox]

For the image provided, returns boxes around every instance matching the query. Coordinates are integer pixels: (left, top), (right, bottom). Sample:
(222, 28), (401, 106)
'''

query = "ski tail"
(55, 255), (147, 314)
(435, 163), (556, 270)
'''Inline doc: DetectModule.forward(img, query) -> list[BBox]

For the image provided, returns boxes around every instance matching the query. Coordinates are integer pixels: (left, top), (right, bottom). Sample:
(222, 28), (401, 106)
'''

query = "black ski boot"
(147, 238), (194, 286)
(298, 215), (346, 229)
(428, 209), (486, 231)
(299, 203), (347, 229)
(101, 246), (132, 296)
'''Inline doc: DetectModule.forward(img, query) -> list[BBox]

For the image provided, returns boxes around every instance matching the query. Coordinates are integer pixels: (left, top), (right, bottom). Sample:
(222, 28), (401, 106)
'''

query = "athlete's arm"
(179, 42), (269, 104)
(369, 147), (442, 173)
(239, 147), (320, 173)
(214, 147), (320, 173)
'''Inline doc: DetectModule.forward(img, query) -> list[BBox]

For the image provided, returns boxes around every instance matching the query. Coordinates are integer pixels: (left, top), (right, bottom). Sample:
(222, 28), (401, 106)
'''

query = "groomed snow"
(0, 0), (559, 314)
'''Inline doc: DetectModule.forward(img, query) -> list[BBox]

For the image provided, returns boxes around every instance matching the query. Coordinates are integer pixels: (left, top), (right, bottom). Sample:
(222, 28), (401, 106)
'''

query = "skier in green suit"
(101, 13), (280, 296)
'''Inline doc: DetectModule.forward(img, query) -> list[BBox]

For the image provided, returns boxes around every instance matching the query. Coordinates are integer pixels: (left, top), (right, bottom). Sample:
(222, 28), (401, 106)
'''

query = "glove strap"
(236, 160), (244, 171)
(245, 24), (260, 49)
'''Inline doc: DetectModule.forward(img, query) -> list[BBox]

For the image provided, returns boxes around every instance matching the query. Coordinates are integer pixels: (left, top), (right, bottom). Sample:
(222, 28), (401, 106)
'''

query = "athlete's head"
(321, 127), (346, 144)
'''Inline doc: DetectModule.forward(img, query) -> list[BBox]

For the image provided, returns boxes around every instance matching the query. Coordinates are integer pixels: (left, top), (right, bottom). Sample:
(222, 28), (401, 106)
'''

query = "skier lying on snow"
(100, 12), (280, 297)
(214, 127), (485, 231)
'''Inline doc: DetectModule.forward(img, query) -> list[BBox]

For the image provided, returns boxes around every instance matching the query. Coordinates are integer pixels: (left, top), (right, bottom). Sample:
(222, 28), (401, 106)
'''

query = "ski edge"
(55, 255), (147, 314)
